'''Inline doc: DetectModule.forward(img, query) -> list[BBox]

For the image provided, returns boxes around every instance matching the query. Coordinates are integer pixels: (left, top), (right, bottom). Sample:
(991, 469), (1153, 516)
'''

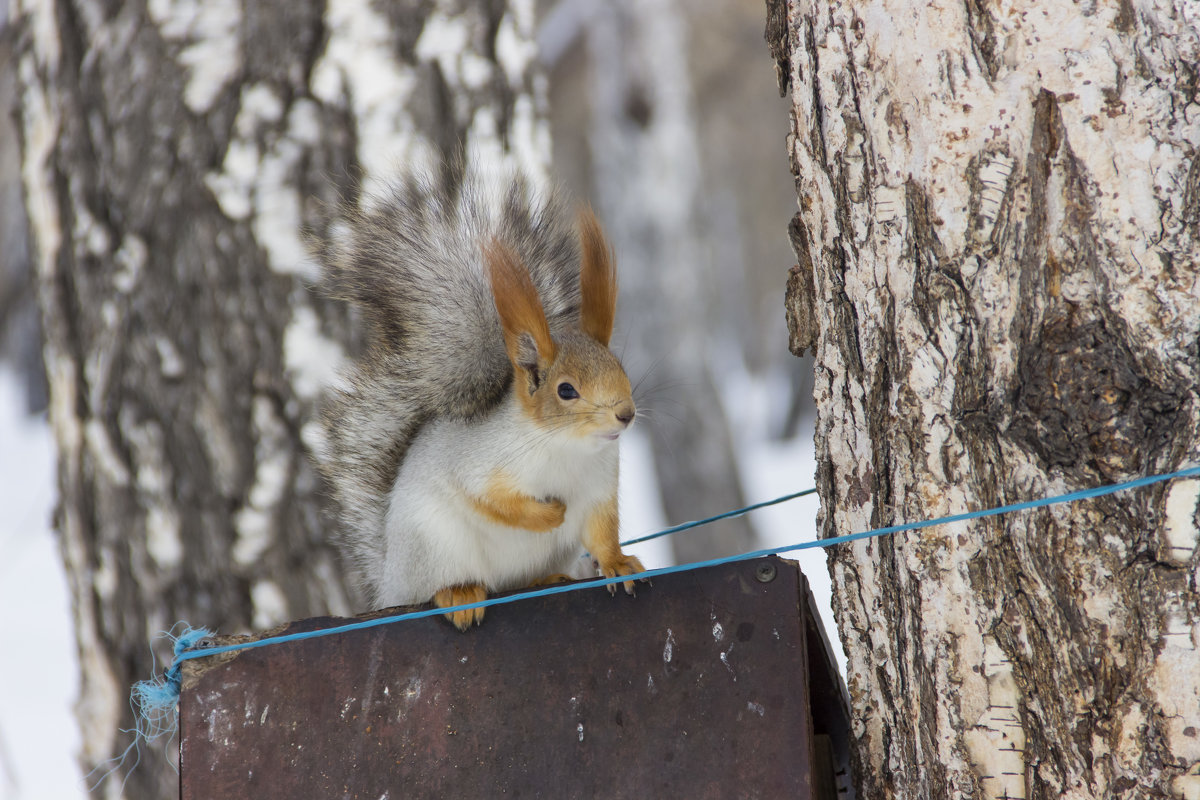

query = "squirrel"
(315, 167), (646, 630)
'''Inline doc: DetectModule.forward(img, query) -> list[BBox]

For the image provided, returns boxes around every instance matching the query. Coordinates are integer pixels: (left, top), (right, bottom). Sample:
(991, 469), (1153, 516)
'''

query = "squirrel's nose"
(615, 406), (635, 427)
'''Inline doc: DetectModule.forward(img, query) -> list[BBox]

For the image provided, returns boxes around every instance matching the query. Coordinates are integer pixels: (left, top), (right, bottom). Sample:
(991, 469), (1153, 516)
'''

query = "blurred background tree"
(539, 0), (805, 563)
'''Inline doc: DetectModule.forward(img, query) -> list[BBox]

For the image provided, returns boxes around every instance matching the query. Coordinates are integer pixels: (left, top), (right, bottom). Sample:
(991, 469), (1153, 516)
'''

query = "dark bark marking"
(243, 3), (325, 100)
(1009, 313), (1183, 480)
(428, 61), (465, 163)
(375, 0), (436, 63)
(832, 271), (865, 380)
(964, 146), (1015, 256)
(622, 82), (653, 128)
(764, 0), (791, 97)
(979, 501), (1146, 795)
(815, 442), (837, 541)
(906, 177), (958, 324)
(1181, 150), (1200, 239)
(1113, 0), (1136, 33)
(483, 0), (517, 153)
(867, 294), (895, 530)
(1010, 90), (1059, 351)
(963, 0), (1000, 82)
(785, 213), (818, 356)
(804, 17), (829, 169)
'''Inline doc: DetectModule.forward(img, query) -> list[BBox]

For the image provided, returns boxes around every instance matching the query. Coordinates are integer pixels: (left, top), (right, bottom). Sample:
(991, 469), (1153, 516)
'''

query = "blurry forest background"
(0, 1), (825, 798)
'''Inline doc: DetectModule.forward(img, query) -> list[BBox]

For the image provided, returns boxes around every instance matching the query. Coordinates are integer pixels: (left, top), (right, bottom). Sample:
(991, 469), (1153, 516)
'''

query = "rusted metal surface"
(181, 557), (829, 799)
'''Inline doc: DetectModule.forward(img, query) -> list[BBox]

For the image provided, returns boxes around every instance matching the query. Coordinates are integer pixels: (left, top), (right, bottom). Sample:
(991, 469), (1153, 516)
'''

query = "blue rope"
(124, 463), (1200, 763)
(620, 488), (817, 546)
(166, 463), (1200, 667)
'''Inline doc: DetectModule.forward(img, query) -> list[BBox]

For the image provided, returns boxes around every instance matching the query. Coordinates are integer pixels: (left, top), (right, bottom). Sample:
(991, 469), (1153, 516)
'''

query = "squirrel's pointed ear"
(485, 238), (557, 384)
(578, 207), (617, 347)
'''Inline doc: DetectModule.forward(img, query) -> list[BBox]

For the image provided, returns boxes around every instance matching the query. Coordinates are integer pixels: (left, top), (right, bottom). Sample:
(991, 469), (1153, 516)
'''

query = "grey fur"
(314, 168), (583, 605)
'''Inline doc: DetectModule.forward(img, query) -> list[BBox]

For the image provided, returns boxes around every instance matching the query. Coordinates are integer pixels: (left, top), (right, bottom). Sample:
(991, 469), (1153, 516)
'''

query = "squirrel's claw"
(433, 584), (488, 631)
(599, 554), (646, 597)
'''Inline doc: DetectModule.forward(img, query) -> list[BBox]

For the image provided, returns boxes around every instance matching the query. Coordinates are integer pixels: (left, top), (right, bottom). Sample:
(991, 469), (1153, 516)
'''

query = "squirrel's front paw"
(597, 553), (647, 596)
(433, 584), (487, 631)
(526, 497), (566, 532)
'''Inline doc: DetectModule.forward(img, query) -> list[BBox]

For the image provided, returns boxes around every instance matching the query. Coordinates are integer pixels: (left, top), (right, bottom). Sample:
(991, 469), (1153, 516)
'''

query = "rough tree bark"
(13, 1), (546, 797)
(769, 0), (1200, 797)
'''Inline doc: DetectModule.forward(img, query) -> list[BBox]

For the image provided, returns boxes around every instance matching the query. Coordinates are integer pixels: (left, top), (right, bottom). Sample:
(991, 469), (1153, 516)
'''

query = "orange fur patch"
(584, 494), (645, 595)
(484, 238), (557, 369)
(577, 208), (617, 347)
(469, 471), (567, 532)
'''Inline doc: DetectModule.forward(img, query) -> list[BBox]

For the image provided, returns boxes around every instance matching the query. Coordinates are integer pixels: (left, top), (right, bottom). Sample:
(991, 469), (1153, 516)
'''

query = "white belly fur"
(376, 399), (619, 607)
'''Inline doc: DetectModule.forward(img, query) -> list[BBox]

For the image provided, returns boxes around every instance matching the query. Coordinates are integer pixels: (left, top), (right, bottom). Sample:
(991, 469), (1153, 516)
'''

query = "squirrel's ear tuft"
(485, 238), (557, 381)
(577, 207), (617, 347)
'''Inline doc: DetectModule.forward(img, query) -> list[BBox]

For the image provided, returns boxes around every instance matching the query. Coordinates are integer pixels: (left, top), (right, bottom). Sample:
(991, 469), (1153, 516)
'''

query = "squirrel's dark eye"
(557, 382), (579, 400)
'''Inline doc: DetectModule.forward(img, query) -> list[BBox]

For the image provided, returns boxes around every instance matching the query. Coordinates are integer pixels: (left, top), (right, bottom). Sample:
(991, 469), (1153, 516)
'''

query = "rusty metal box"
(180, 556), (850, 799)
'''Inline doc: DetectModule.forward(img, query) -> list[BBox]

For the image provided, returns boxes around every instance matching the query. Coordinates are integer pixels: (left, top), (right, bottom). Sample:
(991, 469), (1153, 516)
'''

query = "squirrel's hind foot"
(528, 573), (573, 587)
(433, 584), (488, 631)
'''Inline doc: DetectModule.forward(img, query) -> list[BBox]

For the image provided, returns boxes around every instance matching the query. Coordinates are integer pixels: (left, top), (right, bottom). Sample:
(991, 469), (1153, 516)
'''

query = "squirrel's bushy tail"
(314, 168), (583, 603)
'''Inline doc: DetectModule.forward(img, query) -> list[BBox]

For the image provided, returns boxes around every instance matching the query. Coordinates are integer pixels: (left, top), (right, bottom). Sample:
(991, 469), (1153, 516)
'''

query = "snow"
(0, 368), (85, 800)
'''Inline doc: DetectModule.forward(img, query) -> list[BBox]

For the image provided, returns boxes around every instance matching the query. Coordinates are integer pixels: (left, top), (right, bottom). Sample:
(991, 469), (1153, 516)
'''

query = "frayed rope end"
(88, 624), (215, 792)
(130, 625), (213, 743)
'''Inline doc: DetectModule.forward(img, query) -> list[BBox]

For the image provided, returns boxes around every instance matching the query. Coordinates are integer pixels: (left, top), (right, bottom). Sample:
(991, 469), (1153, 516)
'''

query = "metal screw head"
(755, 562), (777, 583)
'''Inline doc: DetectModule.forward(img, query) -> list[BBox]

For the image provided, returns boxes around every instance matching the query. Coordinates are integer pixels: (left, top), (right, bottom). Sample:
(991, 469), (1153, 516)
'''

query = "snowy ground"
(0, 364), (840, 800)
(0, 368), (84, 800)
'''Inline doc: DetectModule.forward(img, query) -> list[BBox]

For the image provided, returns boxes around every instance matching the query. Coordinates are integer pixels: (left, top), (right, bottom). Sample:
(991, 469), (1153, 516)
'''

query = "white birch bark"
(13, 1), (544, 797)
(769, 0), (1200, 796)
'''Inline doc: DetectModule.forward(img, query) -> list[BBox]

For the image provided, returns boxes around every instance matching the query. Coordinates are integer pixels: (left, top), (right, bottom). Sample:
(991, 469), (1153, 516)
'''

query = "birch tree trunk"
(769, 0), (1200, 797)
(13, 1), (545, 797)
